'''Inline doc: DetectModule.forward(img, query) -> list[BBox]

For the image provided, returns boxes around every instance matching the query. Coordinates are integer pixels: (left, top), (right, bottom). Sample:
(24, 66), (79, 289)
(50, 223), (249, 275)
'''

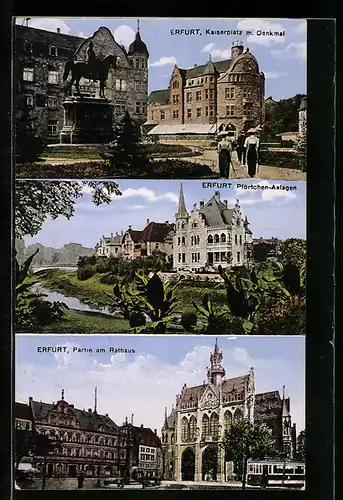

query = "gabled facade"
(95, 232), (123, 257)
(121, 221), (175, 261)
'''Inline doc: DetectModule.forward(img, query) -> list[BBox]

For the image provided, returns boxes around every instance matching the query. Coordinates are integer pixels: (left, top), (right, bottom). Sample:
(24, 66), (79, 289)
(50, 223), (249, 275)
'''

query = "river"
(31, 283), (118, 317)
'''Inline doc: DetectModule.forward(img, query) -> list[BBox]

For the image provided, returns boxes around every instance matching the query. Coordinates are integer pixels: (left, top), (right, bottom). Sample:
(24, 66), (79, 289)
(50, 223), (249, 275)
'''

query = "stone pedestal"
(60, 96), (114, 144)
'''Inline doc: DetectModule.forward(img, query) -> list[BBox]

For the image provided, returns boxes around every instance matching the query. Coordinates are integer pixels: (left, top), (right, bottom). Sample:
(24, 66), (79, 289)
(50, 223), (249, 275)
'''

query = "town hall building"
(173, 184), (253, 271)
(161, 340), (296, 483)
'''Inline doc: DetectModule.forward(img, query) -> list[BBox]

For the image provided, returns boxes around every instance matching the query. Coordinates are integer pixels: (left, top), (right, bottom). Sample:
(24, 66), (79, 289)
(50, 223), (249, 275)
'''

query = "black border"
(1, 13), (336, 500)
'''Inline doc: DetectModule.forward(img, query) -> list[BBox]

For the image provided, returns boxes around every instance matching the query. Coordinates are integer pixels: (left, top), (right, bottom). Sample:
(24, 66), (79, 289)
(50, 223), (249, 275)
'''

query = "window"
(215, 252), (220, 262)
(178, 253), (181, 262)
(243, 89), (251, 98)
(247, 251), (251, 259)
(142, 103), (146, 114)
(141, 59), (145, 69)
(225, 87), (235, 99)
(202, 414), (210, 438)
(186, 92), (192, 102)
(121, 80), (127, 91)
(182, 253), (186, 263)
(239, 235), (242, 245)
(121, 105), (126, 113)
(214, 234), (219, 243)
(224, 410), (232, 430)
(49, 46), (58, 56)
(221, 233), (226, 243)
(116, 79), (121, 91)
(178, 237), (181, 246)
(243, 104), (252, 116)
(207, 234), (213, 244)
(24, 41), (32, 52)
(173, 94), (180, 104)
(136, 102), (140, 114)
(48, 97), (58, 109)
(25, 95), (33, 107)
(187, 108), (192, 118)
(135, 59), (140, 69)
(197, 236), (200, 245)
(196, 90), (201, 101)
(226, 105), (235, 116)
(172, 80), (179, 89)
(204, 89), (209, 99)
(189, 417), (196, 440)
(237, 251), (240, 263)
(173, 109), (179, 119)
(196, 108), (201, 117)
(209, 89), (214, 99)
(23, 68), (34, 81)
(221, 252), (226, 261)
(209, 105), (214, 116)
(48, 71), (59, 84)
(48, 120), (58, 136)
(160, 110), (165, 120)
(205, 106), (209, 116)
(235, 234), (238, 244)
(182, 237), (185, 245)
(210, 413), (219, 439)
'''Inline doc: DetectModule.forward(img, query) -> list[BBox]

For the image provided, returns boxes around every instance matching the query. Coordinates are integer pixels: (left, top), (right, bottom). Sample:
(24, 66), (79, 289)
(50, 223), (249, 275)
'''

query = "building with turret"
(173, 184), (253, 271)
(145, 41), (265, 139)
(161, 340), (296, 483)
(14, 22), (149, 142)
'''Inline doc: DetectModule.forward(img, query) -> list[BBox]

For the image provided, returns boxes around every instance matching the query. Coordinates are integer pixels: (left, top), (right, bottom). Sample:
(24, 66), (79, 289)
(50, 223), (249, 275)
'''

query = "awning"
(147, 123), (217, 135)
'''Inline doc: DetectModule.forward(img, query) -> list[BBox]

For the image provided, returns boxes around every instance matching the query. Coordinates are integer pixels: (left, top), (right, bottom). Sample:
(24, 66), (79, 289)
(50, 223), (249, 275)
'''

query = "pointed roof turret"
(208, 339), (226, 385)
(203, 58), (217, 75)
(282, 386), (290, 417)
(176, 183), (188, 218)
(128, 23), (149, 57)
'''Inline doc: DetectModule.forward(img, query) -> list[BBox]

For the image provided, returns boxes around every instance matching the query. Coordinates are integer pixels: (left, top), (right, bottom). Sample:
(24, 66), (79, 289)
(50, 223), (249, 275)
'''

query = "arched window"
(221, 233), (226, 243)
(165, 434), (168, 444)
(239, 235), (242, 245)
(178, 237), (181, 246)
(235, 234), (238, 244)
(208, 235), (213, 244)
(181, 417), (189, 442)
(171, 433), (175, 444)
(202, 414), (210, 438)
(191, 236), (194, 245)
(197, 235), (200, 245)
(234, 408), (243, 423)
(172, 80), (179, 89)
(237, 219), (241, 227)
(214, 234), (220, 243)
(181, 222), (185, 229)
(49, 46), (58, 56)
(189, 416), (197, 441)
(223, 411), (232, 432)
(228, 234), (231, 242)
(210, 413), (219, 439)
(182, 237), (185, 245)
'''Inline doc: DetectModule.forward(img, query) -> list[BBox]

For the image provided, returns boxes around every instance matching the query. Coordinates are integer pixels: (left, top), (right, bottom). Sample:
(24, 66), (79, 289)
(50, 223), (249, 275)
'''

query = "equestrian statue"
(63, 41), (120, 98)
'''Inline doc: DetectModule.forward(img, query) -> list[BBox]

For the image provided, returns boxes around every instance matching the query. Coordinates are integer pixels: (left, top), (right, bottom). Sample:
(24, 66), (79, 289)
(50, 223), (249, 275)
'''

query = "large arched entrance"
(202, 445), (218, 481)
(181, 448), (195, 481)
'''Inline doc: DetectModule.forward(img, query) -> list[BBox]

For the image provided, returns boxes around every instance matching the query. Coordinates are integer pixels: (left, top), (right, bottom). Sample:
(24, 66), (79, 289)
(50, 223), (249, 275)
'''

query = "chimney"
(231, 40), (244, 59)
(105, 413), (109, 417)
(146, 219), (150, 226)
(200, 201), (204, 208)
(88, 408), (92, 413)
(141, 424), (144, 428)
(111, 232), (113, 238)
(129, 225), (132, 230)
(165, 221), (169, 224)
(194, 64), (197, 67)
(121, 230), (123, 236)
(154, 429), (157, 434)
(131, 414), (134, 425)
(57, 28), (61, 34)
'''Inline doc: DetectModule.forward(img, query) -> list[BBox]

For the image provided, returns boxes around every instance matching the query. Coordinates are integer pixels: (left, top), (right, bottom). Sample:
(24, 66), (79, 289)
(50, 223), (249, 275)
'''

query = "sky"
(22, 179), (306, 249)
(15, 17), (306, 99)
(15, 335), (305, 434)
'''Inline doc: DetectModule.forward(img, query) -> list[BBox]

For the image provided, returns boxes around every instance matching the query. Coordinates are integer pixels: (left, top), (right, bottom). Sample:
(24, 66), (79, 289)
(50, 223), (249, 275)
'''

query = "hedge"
(259, 150), (301, 169)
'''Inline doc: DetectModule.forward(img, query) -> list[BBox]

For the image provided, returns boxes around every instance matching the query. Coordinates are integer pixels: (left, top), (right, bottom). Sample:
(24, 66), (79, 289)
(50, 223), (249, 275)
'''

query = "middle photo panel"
(15, 179), (306, 335)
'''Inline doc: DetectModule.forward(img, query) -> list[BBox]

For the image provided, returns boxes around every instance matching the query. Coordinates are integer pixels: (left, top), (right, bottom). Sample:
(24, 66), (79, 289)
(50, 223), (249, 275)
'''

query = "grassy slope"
(40, 309), (130, 333)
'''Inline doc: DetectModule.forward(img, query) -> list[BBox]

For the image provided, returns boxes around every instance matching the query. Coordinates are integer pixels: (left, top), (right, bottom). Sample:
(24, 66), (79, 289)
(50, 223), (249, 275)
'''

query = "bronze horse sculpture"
(63, 54), (119, 98)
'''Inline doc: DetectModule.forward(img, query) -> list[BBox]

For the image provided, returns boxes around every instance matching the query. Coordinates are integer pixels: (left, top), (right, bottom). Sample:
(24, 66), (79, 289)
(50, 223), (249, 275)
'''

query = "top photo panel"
(14, 17), (307, 181)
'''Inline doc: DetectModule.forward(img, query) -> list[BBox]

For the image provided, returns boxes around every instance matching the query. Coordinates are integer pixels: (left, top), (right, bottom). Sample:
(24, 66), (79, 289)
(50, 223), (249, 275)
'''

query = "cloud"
(294, 20), (307, 34)
(150, 56), (177, 67)
(113, 25), (136, 48)
(129, 204), (145, 210)
(271, 42), (306, 60)
(201, 43), (215, 53)
(15, 17), (71, 34)
(16, 340), (305, 433)
(237, 19), (286, 46)
(264, 71), (287, 79)
(119, 187), (178, 204)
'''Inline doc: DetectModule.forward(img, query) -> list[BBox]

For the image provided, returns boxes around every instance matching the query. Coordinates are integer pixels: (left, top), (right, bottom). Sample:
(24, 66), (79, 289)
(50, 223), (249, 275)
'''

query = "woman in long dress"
(244, 130), (260, 178)
(217, 131), (232, 178)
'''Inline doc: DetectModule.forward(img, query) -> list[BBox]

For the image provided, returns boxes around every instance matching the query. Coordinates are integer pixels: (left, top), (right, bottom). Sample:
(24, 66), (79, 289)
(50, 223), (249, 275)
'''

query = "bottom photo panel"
(15, 335), (305, 491)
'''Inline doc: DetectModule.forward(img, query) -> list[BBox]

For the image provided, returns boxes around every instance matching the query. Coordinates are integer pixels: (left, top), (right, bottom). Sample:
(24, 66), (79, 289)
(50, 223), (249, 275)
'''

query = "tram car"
(246, 459), (305, 489)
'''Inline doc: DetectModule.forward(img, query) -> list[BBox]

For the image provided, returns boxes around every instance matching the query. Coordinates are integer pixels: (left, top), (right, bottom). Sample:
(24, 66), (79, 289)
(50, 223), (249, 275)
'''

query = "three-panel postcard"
(8, 15), (335, 500)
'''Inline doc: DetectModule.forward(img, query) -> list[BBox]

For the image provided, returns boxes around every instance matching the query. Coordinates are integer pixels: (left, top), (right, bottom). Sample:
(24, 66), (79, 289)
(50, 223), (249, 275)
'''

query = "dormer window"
(49, 46), (58, 56)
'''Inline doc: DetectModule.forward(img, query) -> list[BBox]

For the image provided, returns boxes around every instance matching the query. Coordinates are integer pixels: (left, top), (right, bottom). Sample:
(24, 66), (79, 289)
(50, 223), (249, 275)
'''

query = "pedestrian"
(217, 131), (232, 178)
(77, 473), (85, 489)
(236, 131), (246, 165)
(261, 469), (268, 489)
(244, 129), (260, 178)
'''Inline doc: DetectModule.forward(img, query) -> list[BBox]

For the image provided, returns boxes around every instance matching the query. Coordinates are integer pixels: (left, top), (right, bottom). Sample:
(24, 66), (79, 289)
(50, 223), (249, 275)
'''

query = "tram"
(246, 459), (305, 489)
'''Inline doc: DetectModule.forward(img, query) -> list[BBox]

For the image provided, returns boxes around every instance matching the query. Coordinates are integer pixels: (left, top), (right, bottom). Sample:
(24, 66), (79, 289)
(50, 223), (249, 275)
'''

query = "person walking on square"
(77, 473), (85, 489)
(217, 131), (232, 178)
(244, 129), (260, 178)
(237, 131), (246, 165)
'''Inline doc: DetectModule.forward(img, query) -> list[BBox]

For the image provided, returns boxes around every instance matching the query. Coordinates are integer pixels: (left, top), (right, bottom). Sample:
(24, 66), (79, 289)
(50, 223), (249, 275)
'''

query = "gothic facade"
(161, 340), (296, 482)
(173, 184), (253, 271)
(14, 24), (149, 142)
(146, 41), (265, 138)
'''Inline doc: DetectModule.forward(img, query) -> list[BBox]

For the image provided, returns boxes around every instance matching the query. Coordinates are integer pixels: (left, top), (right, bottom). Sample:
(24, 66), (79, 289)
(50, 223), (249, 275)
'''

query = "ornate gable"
(199, 384), (219, 411)
(73, 27), (130, 68)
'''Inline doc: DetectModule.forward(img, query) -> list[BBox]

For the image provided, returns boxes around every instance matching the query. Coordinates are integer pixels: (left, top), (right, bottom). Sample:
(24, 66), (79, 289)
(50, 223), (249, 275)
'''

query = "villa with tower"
(161, 340), (297, 483)
(145, 41), (265, 140)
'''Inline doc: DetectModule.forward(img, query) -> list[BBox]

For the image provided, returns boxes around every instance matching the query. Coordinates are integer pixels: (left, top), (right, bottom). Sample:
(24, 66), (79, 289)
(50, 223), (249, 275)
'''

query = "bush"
(77, 266), (95, 281)
(259, 150), (300, 169)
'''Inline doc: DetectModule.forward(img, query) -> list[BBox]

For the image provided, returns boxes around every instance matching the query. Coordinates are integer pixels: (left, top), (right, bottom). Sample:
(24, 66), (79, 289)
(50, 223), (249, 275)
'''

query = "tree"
(104, 111), (150, 172)
(15, 107), (46, 163)
(221, 419), (274, 489)
(278, 238), (306, 269)
(263, 94), (305, 140)
(296, 430), (306, 461)
(253, 242), (273, 263)
(15, 181), (121, 238)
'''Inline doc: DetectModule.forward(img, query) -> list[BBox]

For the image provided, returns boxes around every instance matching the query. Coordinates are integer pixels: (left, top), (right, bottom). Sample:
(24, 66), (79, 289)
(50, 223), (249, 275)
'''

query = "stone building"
(95, 232), (123, 257)
(298, 96), (307, 144)
(121, 221), (174, 261)
(15, 402), (33, 430)
(161, 340), (296, 483)
(145, 41), (265, 140)
(173, 184), (253, 271)
(25, 390), (130, 479)
(14, 23), (149, 143)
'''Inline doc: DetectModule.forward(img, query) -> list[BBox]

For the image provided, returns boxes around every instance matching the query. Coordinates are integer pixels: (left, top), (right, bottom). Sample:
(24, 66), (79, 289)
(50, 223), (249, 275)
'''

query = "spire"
(94, 386), (97, 413)
(209, 53), (212, 62)
(61, 389), (64, 400)
(282, 386), (290, 417)
(164, 407), (169, 429)
(176, 183), (188, 218)
(137, 19), (140, 32)
(208, 340), (226, 386)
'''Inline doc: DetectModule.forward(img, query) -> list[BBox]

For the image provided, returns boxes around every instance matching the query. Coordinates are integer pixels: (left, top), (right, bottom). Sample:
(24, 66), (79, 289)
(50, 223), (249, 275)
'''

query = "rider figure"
(86, 41), (98, 81)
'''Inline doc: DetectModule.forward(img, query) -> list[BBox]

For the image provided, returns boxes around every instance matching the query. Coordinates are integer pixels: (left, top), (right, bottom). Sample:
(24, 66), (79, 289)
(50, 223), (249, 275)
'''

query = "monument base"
(60, 96), (114, 145)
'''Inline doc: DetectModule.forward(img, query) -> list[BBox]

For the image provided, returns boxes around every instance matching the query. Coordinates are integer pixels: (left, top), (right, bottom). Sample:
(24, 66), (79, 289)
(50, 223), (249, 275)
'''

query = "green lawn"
(39, 309), (130, 333)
